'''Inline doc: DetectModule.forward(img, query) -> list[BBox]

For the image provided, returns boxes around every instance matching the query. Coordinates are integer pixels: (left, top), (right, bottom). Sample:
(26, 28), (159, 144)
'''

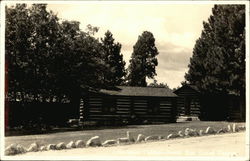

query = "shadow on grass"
(6, 123), (167, 137)
(6, 120), (243, 137)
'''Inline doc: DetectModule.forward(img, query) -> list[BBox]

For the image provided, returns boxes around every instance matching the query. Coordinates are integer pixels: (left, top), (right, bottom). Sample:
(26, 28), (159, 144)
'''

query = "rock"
(75, 140), (85, 148)
(145, 136), (160, 141)
(66, 141), (76, 149)
(232, 123), (239, 132)
(217, 128), (226, 134)
(5, 144), (27, 155)
(102, 140), (117, 146)
(5, 144), (17, 155)
(117, 137), (129, 144)
(221, 127), (228, 133)
(184, 128), (198, 136)
(46, 144), (56, 150)
(127, 131), (135, 142)
(167, 134), (178, 139)
(16, 144), (27, 154)
(39, 146), (47, 151)
(189, 129), (198, 136)
(205, 127), (216, 134)
(136, 134), (146, 142)
(199, 130), (203, 136)
(56, 142), (66, 150)
(227, 124), (231, 132)
(27, 142), (39, 152)
(167, 134), (173, 139)
(184, 128), (190, 136)
(86, 136), (101, 147)
(178, 131), (184, 137)
(238, 125), (246, 131)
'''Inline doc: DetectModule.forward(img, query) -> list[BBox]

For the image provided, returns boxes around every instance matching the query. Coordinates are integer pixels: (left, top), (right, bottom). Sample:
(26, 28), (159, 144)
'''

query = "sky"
(47, 2), (214, 89)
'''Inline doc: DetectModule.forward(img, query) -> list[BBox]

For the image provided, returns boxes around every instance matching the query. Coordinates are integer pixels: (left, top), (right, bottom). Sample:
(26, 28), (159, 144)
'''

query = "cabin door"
(185, 97), (191, 115)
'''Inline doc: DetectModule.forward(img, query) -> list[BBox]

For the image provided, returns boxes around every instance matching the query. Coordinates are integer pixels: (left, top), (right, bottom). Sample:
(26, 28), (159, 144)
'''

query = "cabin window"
(148, 99), (159, 114)
(103, 96), (116, 113)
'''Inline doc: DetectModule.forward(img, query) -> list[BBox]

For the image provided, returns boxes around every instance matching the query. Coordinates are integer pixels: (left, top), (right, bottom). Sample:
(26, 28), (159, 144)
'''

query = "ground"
(5, 121), (245, 148)
(9, 132), (247, 159)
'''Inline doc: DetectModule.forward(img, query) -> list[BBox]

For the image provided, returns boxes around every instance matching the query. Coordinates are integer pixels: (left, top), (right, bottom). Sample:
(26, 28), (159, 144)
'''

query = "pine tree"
(101, 30), (126, 86)
(127, 31), (159, 87)
(185, 5), (245, 96)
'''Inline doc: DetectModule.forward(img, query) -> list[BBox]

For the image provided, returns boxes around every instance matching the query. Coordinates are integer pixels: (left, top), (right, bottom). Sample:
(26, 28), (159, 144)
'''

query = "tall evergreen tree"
(127, 31), (159, 87)
(101, 30), (126, 86)
(185, 5), (245, 96)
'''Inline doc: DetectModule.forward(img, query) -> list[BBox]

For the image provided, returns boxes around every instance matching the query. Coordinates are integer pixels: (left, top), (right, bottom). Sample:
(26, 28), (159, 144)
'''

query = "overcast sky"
(47, 2), (214, 89)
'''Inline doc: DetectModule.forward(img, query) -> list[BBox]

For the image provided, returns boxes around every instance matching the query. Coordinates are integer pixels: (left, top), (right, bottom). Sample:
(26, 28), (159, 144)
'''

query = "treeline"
(5, 4), (160, 103)
(185, 5), (245, 97)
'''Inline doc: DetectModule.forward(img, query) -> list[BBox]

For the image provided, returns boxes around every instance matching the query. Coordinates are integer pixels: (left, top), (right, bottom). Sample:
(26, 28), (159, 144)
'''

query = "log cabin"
(79, 86), (178, 125)
(174, 84), (245, 121)
(173, 84), (201, 118)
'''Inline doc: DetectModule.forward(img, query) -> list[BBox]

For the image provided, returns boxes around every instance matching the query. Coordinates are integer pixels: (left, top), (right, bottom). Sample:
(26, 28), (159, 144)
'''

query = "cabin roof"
(186, 84), (200, 92)
(173, 84), (200, 94)
(90, 86), (177, 97)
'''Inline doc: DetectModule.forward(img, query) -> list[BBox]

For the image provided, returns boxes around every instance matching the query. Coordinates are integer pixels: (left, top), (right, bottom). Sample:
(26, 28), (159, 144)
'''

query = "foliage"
(127, 31), (159, 87)
(185, 5), (245, 95)
(148, 79), (172, 91)
(5, 4), (59, 100)
(101, 30), (126, 86)
(5, 4), (108, 102)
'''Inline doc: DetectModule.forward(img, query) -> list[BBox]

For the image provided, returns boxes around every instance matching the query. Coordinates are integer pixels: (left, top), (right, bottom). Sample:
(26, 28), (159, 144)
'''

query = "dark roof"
(187, 84), (200, 92)
(96, 86), (177, 97)
(174, 84), (200, 94)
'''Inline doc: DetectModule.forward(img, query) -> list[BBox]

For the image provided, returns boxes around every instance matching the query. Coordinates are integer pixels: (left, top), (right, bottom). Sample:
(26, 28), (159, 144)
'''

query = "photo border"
(0, 0), (249, 160)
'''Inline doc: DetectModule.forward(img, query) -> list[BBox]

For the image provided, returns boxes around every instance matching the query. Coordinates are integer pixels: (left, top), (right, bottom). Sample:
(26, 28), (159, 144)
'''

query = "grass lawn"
(5, 121), (245, 148)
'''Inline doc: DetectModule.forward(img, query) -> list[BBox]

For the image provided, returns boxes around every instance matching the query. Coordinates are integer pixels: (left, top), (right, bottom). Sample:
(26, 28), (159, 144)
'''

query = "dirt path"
(9, 132), (247, 159)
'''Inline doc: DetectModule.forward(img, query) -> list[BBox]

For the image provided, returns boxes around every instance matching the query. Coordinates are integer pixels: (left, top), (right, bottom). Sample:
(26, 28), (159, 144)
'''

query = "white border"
(0, 0), (249, 160)
(1, 0), (249, 5)
(245, 0), (250, 159)
(0, 0), (6, 159)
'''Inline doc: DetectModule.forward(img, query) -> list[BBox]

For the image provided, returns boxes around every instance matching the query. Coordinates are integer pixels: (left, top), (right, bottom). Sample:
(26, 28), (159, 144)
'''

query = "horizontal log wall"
(227, 96), (245, 121)
(116, 97), (131, 115)
(133, 98), (176, 122)
(176, 96), (201, 116)
(82, 94), (177, 123)
(175, 87), (201, 117)
(176, 97), (185, 116)
(133, 99), (147, 115)
(190, 97), (201, 116)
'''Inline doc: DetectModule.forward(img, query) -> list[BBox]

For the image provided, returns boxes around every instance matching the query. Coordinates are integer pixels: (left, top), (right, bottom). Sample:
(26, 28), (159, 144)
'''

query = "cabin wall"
(189, 97), (201, 116)
(175, 86), (245, 121)
(227, 95), (245, 121)
(175, 87), (201, 117)
(81, 94), (177, 124)
(132, 97), (177, 123)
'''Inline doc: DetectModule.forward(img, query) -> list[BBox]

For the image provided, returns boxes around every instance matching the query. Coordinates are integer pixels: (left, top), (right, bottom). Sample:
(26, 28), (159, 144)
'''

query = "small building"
(173, 84), (201, 118)
(174, 84), (245, 121)
(80, 86), (178, 125)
